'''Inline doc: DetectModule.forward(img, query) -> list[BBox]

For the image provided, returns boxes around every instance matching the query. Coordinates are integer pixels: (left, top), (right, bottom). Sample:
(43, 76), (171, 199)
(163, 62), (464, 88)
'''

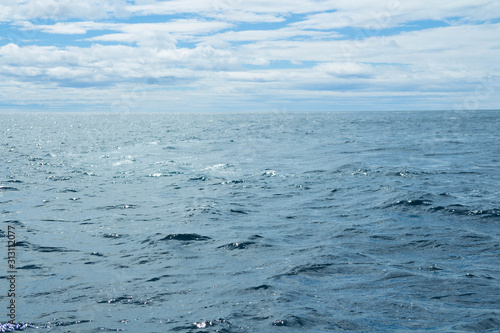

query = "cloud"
(125, 0), (335, 18)
(197, 27), (340, 49)
(15, 21), (118, 34)
(0, 40), (241, 88)
(86, 20), (233, 47)
(315, 62), (375, 78)
(0, 0), (130, 21)
(292, 0), (500, 30)
(1, 1), (499, 112)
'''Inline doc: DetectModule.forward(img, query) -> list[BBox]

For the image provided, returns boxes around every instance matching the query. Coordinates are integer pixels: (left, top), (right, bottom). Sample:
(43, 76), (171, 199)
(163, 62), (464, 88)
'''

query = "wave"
(430, 206), (500, 219)
(95, 204), (139, 210)
(229, 209), (248, 214)
(217, 241), (256, 250)
(384, 197), (500, 220)
(271, 315), (307, 327)
(146, 274), (170, 282)
(6, 179), (23, 183)
(172, 318), (240, 332)
(277, 263), (332, 277)
(33, 246), (76, 253)
(46, 176), (71, 181)
(189, 176), (209, 181)
(102, 233), (126, 239)
(246, 284), (272, 291)
(159, 233), (211, 241)
(388, 199), (433, 207)
(0, 186), (19, 191)
(58, 188), (79, 193)
(456, 314), (500, 332)
(17, 264), (43, 270)
(13, 241), (76, 253)
(0, 323), (34, 331)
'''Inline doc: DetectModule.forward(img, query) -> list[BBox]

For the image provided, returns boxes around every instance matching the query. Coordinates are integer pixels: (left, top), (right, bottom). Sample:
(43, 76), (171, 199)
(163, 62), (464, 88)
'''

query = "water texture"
(0, 111), (499, 332)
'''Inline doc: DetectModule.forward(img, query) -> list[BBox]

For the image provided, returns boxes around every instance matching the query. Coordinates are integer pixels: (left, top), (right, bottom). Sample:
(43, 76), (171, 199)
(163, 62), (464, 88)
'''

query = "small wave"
(262, 169), (278, 177)
(103, 233), (125, 238)
(189, 176), (208, 181)
(0, 323), (34, 331)
(95, 204), (138, 210)
(468, 209), (500, 219)
(97, 295), (152, 305)
(459, 234), (492, 242)
(146, 274), (170, 282)
(160, 233), (211, 241)
(456, 314), (500, 332)
(249, 234), (264, 240)
(146, 173), (171, 178)
(221, 179), (245, 185)
(230, 209), (248, 214)
(351, 168), (370, 176)
(11, 241), (31, 248)
(378, 271), (417, 281)
(393, 199), (433, 207)
(407, 239), (443, 249)
(4, 320), (94, 331)
(173, 318), (238, 332)
(0, 186), (19, 191)
(271, 315), (308, 327)
(277, 263), (332, 277)
(247, 284), (272, 291)
(203, 163), (233, 171)
(370, 235), (396, 241)
(217, 241), (255, 250)
(430, 205), (500, 219)
(17, 265), (42, 270)
(34, 246), (75, 253)
(383, 197), (500, 220)
(47, 176), (71, 181)
(113, 160), (134, 166)
(140, 235), (161, 245)
(58, 188), (78, 193)
(303, 169), (327, 174)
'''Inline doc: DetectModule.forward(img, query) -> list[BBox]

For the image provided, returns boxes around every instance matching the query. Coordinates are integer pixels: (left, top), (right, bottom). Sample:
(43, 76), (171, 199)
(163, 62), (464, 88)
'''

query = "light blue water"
(1, 111), (499, 332)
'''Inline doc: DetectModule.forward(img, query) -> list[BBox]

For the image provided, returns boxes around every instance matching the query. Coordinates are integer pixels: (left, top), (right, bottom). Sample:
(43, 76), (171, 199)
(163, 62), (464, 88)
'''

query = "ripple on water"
(159, 233), (212, 241)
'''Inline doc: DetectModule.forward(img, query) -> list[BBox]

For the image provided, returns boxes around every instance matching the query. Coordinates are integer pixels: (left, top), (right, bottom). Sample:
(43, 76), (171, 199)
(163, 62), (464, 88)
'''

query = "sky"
(0, 0), (499, 112)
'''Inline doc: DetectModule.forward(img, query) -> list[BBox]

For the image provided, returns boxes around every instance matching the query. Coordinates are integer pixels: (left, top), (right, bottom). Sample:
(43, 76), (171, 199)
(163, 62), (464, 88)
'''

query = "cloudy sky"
(0, 0), (499, 112)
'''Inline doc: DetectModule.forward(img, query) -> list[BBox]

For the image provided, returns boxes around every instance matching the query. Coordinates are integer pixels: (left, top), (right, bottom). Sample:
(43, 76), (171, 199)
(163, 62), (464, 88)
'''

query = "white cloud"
(0, 0), (130, 21)
(125, 0), (335, 17)
(15, 21), (118, 34)
(86, 20), (233, 46)
(2, 0), (499, 28)
(292, 0), (500, 30)
(233, 23), (500, 74)
(16, 19), (234, 49)
(315, 62), (375, 78)
(197, 27), (339, 48)
(1, 0), (499, 111)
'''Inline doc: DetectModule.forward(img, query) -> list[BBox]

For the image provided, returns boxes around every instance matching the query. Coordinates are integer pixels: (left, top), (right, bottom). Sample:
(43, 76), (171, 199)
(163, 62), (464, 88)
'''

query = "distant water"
(1, 111), (499, 332)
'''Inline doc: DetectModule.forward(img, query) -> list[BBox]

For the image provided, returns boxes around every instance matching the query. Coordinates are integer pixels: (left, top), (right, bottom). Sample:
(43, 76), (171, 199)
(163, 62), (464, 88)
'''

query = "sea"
(0, 110), (499, 332)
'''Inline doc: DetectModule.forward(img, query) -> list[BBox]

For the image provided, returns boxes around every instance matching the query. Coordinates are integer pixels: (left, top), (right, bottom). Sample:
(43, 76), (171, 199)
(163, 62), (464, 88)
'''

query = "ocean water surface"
(1, 111), (499, 332)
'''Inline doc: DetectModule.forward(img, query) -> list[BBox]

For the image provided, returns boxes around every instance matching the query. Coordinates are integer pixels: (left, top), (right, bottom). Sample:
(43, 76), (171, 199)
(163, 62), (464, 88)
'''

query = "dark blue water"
(1, 111), (499, 332)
